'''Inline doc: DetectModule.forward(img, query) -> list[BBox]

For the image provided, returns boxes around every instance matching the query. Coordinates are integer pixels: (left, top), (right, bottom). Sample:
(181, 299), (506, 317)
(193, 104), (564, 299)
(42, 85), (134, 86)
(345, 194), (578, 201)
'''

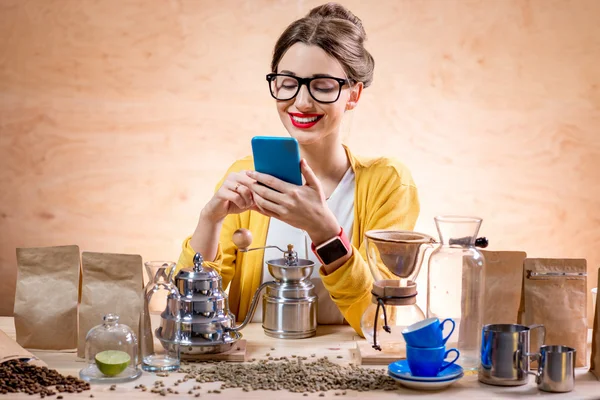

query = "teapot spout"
(226, 281), (274, 333)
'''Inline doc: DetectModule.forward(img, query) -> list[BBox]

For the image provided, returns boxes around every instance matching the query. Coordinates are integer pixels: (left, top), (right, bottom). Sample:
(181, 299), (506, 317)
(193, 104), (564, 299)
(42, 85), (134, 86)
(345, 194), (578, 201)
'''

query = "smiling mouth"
(291, 115), (320, 123)
(289, 113), (323, 128)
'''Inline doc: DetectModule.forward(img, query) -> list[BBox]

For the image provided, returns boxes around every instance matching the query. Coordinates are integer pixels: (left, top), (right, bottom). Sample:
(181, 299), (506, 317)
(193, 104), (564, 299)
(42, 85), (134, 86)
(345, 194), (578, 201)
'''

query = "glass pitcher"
(140, 261), (181, 372)
(427, 216), (487, 371)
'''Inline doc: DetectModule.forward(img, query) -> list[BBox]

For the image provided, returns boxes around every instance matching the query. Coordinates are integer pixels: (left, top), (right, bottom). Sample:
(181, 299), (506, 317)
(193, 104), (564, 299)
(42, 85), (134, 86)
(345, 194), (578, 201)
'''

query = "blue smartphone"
(251, 136), (302, 186)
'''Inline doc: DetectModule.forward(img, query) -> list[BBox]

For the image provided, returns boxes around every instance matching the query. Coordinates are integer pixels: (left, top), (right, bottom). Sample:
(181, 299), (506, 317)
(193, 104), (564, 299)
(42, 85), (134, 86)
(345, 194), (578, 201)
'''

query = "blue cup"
(402, 317), (455, 348)
(406, 345), (460, 377)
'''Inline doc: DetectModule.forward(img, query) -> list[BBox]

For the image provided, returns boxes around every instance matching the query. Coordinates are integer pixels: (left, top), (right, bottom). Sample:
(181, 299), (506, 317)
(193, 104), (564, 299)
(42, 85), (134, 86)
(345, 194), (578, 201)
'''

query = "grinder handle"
(233, 228), (254, 249)
(232, 228), (296, 262)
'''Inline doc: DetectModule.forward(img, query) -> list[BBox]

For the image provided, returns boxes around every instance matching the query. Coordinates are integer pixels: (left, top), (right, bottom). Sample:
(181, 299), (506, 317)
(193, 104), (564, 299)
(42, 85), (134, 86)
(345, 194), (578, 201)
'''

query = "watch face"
(317, 238), (348, 265)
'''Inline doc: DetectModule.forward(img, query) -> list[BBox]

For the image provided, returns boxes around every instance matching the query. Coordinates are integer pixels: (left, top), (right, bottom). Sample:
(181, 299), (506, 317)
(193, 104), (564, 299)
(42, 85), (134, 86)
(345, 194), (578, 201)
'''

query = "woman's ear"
(345, 82), (363, 111)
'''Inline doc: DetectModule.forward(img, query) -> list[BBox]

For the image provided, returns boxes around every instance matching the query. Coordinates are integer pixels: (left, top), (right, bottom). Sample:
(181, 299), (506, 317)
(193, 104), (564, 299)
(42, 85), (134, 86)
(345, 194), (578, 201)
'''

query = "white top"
(252, 167), (356, 324)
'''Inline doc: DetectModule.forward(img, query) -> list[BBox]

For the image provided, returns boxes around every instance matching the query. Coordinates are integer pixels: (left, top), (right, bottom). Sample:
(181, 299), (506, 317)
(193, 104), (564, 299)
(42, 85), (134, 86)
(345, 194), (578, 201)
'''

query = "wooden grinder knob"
(233, 228), (253, 250)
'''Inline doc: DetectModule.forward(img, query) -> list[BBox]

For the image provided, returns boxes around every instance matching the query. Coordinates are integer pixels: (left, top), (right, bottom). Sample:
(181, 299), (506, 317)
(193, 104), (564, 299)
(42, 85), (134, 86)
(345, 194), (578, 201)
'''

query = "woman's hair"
(271, 2), (375, 88)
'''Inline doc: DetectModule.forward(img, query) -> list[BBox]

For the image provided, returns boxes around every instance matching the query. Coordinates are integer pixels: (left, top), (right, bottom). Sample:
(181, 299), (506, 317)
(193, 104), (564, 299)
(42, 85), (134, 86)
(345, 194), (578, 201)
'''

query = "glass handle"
(411, 241), (435, 282)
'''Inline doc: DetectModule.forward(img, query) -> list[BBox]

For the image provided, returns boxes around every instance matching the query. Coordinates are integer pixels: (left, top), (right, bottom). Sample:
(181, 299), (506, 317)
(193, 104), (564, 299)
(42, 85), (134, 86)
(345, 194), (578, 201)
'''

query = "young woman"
(176, 2), (420, 336)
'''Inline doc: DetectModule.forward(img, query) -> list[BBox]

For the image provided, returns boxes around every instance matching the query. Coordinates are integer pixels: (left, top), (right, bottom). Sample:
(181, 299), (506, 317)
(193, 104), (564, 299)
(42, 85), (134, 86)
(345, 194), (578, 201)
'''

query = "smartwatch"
(311, 227), (351, 265)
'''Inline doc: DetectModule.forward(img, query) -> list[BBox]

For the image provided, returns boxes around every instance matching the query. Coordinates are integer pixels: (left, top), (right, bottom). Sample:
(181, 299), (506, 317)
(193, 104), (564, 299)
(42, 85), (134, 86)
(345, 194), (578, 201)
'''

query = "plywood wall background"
(1, 0), (599, 321)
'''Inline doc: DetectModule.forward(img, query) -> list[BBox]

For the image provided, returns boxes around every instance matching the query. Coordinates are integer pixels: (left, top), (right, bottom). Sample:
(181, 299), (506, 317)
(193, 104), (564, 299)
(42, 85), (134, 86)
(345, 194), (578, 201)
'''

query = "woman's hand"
(201, 171), (256, 223)
(244, 159), (340, 246)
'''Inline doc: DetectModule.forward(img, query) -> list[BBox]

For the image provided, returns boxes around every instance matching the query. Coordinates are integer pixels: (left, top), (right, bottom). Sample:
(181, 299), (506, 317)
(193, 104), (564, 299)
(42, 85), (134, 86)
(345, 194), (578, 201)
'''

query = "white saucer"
(388, 372), (464, 391)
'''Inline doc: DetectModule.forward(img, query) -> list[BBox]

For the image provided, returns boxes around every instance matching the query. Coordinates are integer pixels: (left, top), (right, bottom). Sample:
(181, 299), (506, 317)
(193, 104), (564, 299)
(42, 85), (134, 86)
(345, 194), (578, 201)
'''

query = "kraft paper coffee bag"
(481, 250), (527, 325)
(520, 258), (587, 368)
(14, 245), (80, 350)
(78, 252), (144, 358)
(0, 329), (46, 367)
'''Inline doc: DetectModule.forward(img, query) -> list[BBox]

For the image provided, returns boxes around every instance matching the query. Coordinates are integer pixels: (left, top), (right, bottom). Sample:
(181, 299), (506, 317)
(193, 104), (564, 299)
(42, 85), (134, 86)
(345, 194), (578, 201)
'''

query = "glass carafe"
(427, 216), (486, 371)
(361, 280), (426, 355)
(140, 261), (180, 372)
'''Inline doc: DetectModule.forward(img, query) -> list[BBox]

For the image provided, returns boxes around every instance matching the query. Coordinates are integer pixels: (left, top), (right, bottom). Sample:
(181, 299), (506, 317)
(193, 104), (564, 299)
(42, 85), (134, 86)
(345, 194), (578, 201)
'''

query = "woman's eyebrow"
(279, 70), (337, 79)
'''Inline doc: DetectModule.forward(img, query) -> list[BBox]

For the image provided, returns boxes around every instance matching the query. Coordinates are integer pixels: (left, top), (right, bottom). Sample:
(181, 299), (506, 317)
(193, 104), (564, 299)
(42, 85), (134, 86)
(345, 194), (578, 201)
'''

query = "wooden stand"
(181, 339), (248, 362)
(354, 341), (405, 365)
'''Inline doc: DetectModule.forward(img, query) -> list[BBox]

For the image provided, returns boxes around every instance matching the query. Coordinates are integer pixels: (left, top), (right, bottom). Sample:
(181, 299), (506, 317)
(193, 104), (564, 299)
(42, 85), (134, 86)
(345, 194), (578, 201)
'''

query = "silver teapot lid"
(175, 253), (220, 283)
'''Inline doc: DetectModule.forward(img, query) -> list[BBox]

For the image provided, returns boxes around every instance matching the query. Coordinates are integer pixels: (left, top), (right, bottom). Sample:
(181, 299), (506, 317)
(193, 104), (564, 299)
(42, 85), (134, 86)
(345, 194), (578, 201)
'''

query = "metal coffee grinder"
(231, 228), (318, 339)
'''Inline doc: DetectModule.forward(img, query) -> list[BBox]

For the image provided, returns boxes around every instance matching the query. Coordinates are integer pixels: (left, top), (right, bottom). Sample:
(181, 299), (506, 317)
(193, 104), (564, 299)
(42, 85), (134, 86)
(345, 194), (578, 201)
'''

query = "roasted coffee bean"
(0, 360), (89, 397)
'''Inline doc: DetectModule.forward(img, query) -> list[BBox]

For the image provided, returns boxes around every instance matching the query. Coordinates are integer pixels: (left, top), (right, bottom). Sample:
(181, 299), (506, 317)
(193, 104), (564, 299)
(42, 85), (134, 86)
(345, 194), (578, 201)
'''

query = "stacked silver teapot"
(156, 228), (317, 356)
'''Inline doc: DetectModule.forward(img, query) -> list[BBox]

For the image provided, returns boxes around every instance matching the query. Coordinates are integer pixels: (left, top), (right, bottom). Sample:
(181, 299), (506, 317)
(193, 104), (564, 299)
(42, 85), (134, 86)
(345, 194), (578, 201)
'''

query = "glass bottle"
(427, 216), (487, 371)
(361, 280), (426, 354)
(79, 314), (142, 383)
(140, 261), (180, 372)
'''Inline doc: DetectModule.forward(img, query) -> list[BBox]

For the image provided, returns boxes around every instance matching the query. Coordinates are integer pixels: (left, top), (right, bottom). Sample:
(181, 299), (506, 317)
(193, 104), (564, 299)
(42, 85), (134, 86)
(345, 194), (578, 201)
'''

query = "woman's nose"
(294, 85), (313, 110)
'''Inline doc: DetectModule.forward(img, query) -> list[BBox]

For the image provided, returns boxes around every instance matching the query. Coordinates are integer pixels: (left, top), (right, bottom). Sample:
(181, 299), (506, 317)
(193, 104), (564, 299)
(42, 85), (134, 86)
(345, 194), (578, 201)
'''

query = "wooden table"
(2, 317), (598, 399)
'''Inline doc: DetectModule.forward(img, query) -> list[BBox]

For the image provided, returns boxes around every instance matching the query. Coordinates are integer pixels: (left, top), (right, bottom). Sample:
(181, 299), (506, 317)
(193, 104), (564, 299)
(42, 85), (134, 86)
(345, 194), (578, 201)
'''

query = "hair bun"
(307, 2), (365, 36)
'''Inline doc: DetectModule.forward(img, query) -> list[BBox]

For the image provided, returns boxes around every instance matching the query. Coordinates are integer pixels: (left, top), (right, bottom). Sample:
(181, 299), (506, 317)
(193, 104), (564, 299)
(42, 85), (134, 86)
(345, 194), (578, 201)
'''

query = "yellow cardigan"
(176, 146), (420, 336)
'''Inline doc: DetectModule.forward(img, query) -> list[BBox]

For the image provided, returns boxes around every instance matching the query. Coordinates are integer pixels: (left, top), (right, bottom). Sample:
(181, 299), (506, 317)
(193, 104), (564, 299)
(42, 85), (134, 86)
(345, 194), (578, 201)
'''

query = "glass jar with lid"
(360, 280), (426, 354)
(79, 314), (142, 383)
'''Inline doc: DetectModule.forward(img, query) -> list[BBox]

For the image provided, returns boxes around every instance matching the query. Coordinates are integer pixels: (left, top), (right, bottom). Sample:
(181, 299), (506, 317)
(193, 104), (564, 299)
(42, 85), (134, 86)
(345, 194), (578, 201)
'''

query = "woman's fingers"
(231, 182), (254, 207)
(252, 193), (285, 217)
(246, 181), (286, 205)
(245, 170), (292, 193)
(300, 159), (320, 189)
(219, 185), (247, 210)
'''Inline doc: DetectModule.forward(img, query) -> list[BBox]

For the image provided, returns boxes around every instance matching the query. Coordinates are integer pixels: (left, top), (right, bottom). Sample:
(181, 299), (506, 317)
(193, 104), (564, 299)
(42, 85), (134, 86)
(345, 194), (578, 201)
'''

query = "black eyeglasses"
(266, 73), (349, 104)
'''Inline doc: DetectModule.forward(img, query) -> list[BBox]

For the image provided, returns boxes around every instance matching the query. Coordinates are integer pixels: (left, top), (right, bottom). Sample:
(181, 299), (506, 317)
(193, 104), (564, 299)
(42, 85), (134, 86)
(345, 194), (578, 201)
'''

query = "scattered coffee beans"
(178, 357), (398, 393)
(0, 360), (90, 398)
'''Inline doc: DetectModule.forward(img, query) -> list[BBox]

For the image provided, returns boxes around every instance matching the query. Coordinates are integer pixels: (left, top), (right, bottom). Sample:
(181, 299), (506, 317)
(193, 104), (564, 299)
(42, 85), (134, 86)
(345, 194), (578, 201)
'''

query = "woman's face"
(274, 43), (363, 145)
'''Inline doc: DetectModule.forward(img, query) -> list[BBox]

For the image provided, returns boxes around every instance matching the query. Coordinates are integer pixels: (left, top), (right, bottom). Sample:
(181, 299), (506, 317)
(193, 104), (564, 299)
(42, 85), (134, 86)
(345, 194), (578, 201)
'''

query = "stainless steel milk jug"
(479, 324), (546, 386)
